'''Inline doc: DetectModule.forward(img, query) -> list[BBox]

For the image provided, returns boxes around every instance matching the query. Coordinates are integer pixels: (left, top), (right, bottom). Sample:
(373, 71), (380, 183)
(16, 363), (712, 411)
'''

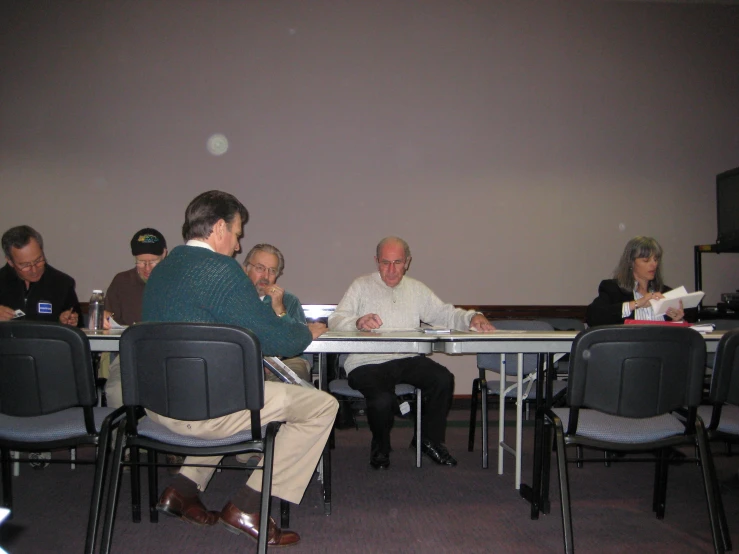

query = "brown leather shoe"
(156, 486), (219, 526)
(219, 501), (300, 547)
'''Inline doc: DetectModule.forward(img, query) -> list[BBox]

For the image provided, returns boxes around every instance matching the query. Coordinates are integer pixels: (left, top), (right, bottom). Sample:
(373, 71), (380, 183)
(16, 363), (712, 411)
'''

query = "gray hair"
(244, 243), (285, 278)
(613, 236), (664, 292)
(2, 225), (44, 258)
(376, 236), (411, 260)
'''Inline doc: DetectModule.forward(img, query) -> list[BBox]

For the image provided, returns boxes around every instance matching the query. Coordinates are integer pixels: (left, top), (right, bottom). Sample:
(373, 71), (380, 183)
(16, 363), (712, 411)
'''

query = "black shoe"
(370, 451), (390, 470)
(370, 439), (390, 470)
(415, 439), (457, 466)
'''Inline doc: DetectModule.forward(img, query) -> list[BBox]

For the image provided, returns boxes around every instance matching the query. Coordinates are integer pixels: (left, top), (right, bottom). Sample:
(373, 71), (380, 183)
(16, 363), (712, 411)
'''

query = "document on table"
(421, 326), (452, 334)
(649, 286), (704, 316)
(690, 323), (716, 333)
(369, 327), (423, 333)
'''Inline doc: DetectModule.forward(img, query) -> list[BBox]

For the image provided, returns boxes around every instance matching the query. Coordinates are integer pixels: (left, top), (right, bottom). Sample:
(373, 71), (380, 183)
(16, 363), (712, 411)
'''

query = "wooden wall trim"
(456, 305), (586, 321)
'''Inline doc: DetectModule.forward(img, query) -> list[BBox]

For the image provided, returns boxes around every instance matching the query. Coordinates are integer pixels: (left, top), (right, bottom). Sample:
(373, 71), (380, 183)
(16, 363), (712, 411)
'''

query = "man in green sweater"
(142, 190), (337, 547)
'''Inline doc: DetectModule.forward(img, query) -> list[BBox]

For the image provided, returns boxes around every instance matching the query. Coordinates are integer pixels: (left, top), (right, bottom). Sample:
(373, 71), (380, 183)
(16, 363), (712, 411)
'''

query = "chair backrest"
(567, 325), (706, 417)
(477, 320), (554, 374)
(708, 328), (739, 407)
(0, 321), (96, 417)
(119, 322), (264, 421)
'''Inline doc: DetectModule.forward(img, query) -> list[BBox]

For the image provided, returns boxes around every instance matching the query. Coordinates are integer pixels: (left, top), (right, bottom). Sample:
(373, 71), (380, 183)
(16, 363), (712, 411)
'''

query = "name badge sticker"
(38, 302), (53, 314)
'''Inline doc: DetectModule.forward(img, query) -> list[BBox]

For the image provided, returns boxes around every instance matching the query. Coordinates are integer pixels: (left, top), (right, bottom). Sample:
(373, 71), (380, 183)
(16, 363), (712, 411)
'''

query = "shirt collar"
(186, 239), (214, 252)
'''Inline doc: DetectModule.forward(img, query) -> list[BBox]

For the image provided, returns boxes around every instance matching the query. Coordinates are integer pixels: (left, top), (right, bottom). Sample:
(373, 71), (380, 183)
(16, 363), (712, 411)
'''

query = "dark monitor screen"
(717, 166), (739, 247)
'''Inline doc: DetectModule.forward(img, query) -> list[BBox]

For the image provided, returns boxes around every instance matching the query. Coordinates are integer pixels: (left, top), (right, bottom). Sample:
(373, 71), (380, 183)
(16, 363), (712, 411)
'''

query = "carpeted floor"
(2, 410), (738, 553)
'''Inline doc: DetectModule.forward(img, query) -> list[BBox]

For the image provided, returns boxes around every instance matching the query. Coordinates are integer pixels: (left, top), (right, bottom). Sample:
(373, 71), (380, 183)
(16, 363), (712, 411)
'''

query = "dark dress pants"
(347, 355), (455, 456)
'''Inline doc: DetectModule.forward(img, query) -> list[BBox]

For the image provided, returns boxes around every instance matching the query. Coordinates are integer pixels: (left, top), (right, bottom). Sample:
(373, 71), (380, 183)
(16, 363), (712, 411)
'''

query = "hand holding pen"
(59, 307), (79, 327)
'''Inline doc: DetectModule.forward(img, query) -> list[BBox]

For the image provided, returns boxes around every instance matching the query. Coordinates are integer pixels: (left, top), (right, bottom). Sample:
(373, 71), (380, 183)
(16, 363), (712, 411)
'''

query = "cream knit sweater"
(328, 272), (476, 373)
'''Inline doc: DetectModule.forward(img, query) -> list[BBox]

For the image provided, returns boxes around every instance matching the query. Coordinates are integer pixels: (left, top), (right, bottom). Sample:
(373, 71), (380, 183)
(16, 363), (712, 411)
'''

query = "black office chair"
(534, 325), (729, 554)
(99, 322), (284, 554)
(0, 321), (121, 554)
(468, 320), (566, 468)
(700, 328), (739, 462)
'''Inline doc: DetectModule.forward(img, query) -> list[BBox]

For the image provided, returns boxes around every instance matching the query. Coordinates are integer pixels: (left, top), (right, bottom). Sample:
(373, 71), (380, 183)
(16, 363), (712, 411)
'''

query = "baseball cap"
(130, 228), (167, 256)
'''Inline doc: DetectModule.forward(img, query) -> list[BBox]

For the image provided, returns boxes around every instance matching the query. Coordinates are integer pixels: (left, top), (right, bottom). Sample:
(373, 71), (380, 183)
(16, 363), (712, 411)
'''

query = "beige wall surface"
(1, 1), (738, 391)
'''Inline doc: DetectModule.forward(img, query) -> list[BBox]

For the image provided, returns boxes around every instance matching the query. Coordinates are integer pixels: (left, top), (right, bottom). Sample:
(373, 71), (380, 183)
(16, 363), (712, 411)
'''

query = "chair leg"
(653, 448), (669, 519)
(130, 446), (141, 523)
(415, 388), (422, 468)
(280, 499), (290, 528)
(576, 446), (584, 469)
(84, 424), (113, 554)
(695, 421), (731, 553)
(528, 408), (546, 519)
(468, 377), (479, 452)
(1, 448), (12, 512)
(101, 425), (127, 554)
(148, 449), (159, 523)
(321, 436), (332, 515)
(259, 432), (277, 554)
(540, 416), (554, 515)
(554, 424), (574, 554)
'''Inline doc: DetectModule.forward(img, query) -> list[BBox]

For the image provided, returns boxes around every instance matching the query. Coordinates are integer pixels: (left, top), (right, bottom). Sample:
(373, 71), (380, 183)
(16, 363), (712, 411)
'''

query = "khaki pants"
(104, 355), (123, 409)
(147, 381), (338, 505)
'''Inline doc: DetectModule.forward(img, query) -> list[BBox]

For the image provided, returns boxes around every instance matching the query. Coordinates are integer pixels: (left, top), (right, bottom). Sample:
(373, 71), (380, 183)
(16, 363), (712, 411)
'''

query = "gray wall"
(2, 0), (738, 388)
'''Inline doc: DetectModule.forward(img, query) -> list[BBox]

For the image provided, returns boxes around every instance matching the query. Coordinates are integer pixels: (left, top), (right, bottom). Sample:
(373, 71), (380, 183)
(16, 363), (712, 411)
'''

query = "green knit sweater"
(142, 245), (312, 357)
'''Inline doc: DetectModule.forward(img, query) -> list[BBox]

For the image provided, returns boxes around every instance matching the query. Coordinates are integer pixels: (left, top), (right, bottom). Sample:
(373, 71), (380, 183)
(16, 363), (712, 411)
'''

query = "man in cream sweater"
(329, 236), (494, 470)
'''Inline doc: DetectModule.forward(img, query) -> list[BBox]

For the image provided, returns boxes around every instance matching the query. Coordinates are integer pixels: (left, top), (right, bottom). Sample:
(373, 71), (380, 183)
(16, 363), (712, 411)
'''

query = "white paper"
(422, 326), (452, 334)
(649, 286), (705, 316)
(107, 316), (126, 329)
(369, 327), (422, 333)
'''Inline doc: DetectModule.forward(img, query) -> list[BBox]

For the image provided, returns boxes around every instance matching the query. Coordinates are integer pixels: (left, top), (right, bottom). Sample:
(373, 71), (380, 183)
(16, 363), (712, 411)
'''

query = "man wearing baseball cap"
(105, 228), (168, 326)
(103, 228), (167, 408)
(102, 228), (182, 470)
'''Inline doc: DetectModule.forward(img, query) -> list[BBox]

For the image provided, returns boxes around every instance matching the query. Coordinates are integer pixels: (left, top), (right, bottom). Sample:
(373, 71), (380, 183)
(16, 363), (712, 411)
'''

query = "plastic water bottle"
(88, 290), (105, 331)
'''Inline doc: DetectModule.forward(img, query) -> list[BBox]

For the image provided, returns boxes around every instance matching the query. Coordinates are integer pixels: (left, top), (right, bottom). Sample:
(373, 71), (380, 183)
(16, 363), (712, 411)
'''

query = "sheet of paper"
(690, 323), (716, 333)
(107, 316), (126, 329)
(649, 286), (705, 316)
(369, 327), (422, 333)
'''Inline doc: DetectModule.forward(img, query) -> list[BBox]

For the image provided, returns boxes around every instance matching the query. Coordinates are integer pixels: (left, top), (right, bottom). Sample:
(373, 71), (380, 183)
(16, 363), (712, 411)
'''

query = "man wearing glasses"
(329, 236), (495, 470)
(104, 228), (168, 327)
(0, 225), (82, 326)
(103, 228), (168, 411)
(243, 243), (321, 383)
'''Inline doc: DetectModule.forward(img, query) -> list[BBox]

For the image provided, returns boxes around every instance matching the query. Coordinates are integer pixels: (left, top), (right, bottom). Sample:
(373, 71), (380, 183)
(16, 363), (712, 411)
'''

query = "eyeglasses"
(135, 258), (161, 269)
(378, 260), (406, 269)
(14, 255), (46, 272)
(247, 263), (278, 276)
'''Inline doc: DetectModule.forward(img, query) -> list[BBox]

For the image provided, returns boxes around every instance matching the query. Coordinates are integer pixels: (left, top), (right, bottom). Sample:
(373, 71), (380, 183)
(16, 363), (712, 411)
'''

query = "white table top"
(434, 329), (724, 354)
(84, 328), (725, 354)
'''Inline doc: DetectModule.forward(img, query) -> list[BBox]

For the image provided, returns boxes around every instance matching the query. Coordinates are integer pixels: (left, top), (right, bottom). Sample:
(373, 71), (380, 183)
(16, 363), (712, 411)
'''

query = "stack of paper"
(422, 327), (452, 335)
(690, 323), (716, 333)
(649, 286), (704, 316)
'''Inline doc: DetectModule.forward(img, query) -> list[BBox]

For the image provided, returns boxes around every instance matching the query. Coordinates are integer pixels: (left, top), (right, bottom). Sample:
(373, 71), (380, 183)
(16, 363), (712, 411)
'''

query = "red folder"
(624, 319), (691, 327)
